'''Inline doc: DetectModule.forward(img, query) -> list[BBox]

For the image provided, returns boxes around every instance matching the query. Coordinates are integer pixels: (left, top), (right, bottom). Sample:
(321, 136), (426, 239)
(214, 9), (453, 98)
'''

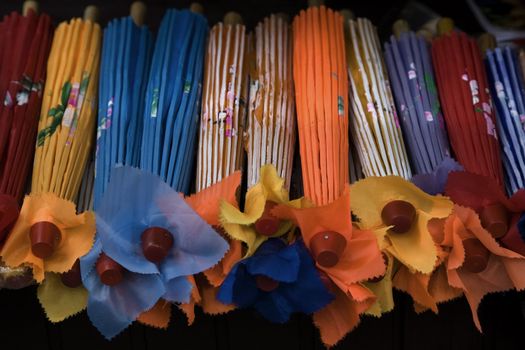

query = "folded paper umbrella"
(345, 17), (412, 179)
(196, 12), (248, 192)
(431, 18), (505, 187)
(445, 171), (525, 256)
(293, 2), (349, 206)
(37, 2), (153, 323)
(484, 40), (525, 195)
(95, 1), (153, 206)
(384, 20), (450, 175)
(0, 6), (100, 290)
(246, 13), (296, 190)
(0, 1), (53, 244)
(141, 5), (208, 194)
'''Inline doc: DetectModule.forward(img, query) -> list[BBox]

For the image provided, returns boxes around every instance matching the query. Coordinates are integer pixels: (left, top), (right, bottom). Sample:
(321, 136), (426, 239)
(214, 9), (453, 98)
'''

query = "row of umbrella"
(0, 0), (524, 347)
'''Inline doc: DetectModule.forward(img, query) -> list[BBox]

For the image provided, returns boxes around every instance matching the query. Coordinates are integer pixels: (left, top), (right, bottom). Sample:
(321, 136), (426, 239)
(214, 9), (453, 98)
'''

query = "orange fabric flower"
(273, 186), (385, 346)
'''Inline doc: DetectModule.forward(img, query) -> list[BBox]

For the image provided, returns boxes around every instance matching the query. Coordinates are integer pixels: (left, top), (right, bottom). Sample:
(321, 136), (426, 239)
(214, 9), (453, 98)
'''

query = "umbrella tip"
(190, 2), (204, 14)
(275, 12), (290, 23)
(23, 0), (39, 16)
(223, 11), (243, 25)
(130, 1), (147, 26)
(478, 32), (497, 53)
(340, 9), (355, 22)
(307, 0), (325, 7)
(83, 5), (99, 22)
(437, 17), (454, 36)
(392, 19), (410, 38)
(416, 28), (434, 42)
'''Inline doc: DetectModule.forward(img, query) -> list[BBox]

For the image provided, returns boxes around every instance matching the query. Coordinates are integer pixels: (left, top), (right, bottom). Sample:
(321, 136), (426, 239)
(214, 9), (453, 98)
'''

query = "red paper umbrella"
(0, 1), (53, 240)
(431, 18), (504, 187)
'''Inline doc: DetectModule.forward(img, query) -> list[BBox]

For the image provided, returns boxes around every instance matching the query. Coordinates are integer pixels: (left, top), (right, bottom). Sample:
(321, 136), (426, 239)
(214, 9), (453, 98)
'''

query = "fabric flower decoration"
(220, 165), (296, 257)
(217, 238), (333, 323)
(351, 176), (453, 275)
(272, 187), (385, 346)
(0, 192), (95, 283)
(445, 171), (525, 255)
(411, 157), (463, 195)
(418, 205), (525, 329)
(81, 166), (229, 339)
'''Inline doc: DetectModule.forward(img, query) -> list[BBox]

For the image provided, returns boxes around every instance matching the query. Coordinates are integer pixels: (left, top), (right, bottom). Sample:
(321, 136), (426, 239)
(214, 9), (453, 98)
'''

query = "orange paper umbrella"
(293, 3), (349, 206)
(196, 12), (249, 192)
(246, 13), (295, 190)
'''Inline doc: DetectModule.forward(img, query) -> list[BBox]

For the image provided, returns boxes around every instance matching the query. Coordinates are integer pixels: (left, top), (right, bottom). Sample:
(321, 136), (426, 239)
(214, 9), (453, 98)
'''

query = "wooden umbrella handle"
(130, 1), (147, 26)
(478, 32), (497, 54)
(83, 5), (99, 22)
(190, 2), (204, 14)
(437, 17), (454, 36)
(223, 11), (243, 25)
(23, 0), (39, 16)
(308, 0), (325, 7)
(393, 19), (410, 39)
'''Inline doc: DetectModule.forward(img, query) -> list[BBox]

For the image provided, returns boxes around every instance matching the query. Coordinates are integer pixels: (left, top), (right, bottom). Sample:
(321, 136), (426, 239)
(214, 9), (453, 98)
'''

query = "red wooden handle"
(381, 200), (417, 234)
(309, 231), (347, 268)
(29, 221), (61, 259)
(141, 227), (174, 263)
(96, 253), (124, 286)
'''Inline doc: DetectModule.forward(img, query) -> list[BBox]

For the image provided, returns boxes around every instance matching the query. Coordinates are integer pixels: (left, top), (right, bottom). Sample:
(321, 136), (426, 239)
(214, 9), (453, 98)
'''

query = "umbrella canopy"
(32, 10), (101, 202)
(485, 46), (525, 194)
(246, 14), (296, 190)
(141, 7), (208, 194)
(293, 5), (349, 206)
(196, 12), (249, 192)
(0, 2), (53, 202)
(95, 6), (153, 206)
(384, 21), (450, 175)
(431, 18), (504, 187)
(346, 17), (412, 179)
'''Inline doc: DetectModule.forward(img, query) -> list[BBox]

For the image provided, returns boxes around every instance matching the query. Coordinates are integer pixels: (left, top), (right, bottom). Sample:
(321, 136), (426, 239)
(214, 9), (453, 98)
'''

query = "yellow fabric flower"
(0, 193), (96, 282)
(351, 176), (453, 274)
(219, 165), (295, 257)
(37, 273), (88, 322)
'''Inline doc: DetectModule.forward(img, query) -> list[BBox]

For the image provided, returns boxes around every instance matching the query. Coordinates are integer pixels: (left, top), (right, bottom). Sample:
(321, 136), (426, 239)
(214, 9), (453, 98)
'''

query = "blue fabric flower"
(411, 157), (463, 195)
(81, 166), (229, 338)
(217, 238), (334, 323)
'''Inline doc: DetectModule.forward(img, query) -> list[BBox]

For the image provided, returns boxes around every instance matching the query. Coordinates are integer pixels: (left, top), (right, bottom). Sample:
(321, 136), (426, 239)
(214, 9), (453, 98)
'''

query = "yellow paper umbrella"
(196, 12), (249, 191)
(246, 13), (295, 190)
(1, 5), (100, 286)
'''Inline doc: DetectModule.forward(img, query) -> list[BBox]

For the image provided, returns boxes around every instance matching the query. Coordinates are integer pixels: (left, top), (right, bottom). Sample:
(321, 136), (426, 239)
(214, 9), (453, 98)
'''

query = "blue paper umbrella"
(384, 31), (450, 175)
(217, 238), (334, 323)
(485, 47), (525, 194)
(95, 15), (153, 207)
(82, 166), (229, 338)
(140, 9), (208, 194)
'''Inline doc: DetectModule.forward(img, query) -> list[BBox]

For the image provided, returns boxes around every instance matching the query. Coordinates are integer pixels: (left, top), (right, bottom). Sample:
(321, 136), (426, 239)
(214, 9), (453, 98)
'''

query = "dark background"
(1, 1), (522, 349)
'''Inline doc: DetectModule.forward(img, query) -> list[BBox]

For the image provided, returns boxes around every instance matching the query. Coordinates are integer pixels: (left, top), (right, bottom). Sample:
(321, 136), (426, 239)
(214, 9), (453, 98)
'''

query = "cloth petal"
(217, 264), (260, 307)
(351, 176), (452, 274)
(245, 239), (300, 283)
(1, 193), (95, 282)
(37, 272), (88, 322)
(163, 276), (193, 303)
(364, 252), (395, 317)
(81, 240), (166, 339)
(137, 299), (171, 329)
(411, 157), (463, 195)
